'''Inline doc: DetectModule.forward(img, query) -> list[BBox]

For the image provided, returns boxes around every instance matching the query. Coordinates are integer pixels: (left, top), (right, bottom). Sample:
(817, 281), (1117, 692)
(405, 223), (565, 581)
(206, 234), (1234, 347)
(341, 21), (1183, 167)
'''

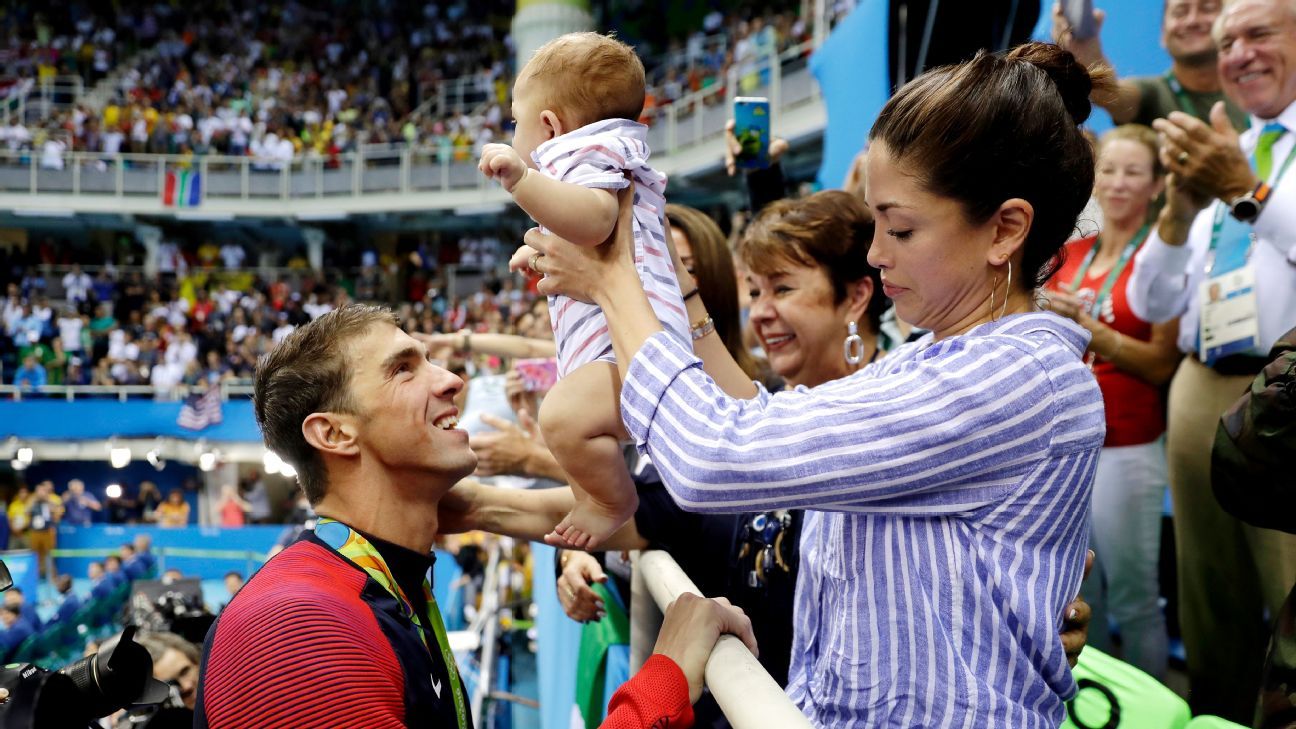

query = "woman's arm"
(1086, 318), (1182, 386)
(413, 332), (556, 360)
(438, 480), (649, 551)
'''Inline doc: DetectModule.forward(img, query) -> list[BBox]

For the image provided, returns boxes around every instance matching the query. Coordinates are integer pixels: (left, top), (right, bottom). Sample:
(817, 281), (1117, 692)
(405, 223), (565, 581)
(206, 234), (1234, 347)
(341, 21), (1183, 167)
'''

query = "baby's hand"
(480, 143), (529, 192)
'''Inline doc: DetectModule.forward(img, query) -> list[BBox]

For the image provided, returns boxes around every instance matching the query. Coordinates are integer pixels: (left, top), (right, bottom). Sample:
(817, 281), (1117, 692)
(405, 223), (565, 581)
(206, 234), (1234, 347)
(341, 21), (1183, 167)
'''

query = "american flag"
(177, 386), (224, 430)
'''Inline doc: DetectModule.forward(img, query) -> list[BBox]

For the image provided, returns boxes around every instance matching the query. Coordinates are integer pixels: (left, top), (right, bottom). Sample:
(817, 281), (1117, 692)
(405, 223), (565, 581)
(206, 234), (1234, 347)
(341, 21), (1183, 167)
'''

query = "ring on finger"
(529, 252), (544, 272)
(1177, 150), (1189, 165)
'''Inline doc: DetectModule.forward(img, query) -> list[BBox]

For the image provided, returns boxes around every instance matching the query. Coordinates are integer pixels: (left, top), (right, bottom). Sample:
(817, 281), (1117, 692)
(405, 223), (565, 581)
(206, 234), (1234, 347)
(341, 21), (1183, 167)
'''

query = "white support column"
(136, 223), (162, 278)
(302, 227), (326, 273)
(511, 0), (594, 69)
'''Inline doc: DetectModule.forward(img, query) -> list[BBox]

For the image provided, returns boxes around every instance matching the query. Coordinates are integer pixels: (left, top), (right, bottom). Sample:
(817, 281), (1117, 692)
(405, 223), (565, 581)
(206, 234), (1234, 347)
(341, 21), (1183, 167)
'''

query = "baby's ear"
(540, 110), (564, 140)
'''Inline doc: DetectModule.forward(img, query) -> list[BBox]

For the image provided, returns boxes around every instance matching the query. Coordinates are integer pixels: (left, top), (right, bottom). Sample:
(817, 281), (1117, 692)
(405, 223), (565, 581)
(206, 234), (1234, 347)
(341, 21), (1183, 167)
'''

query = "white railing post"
(352, 149), (362, 196)
(29, 151), (36, 194)
(770, 48), (782, 120)
(665, 103), (677, 156)
(115, 154), (124, 197)
(629, 551), (662, 673)
(633, 550), (814, 729)
(401, 148), (411, 194)
(241, 157), (250, 200)
(72, 153), (81, 195)
(280, 159), (290, 200)
(200, 156), (209, 205)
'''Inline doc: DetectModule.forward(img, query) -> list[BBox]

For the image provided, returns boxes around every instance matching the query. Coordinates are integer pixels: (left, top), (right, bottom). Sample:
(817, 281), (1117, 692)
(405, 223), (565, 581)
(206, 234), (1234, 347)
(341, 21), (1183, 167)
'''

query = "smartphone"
(733, 97), (771, 170)
(514, 357), (558, 393)
(1063, 0), (1099, 40)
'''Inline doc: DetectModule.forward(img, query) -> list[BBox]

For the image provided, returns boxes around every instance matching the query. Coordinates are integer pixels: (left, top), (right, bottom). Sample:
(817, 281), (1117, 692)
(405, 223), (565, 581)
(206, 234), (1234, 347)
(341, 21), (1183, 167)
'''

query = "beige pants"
(1167, 357), (1296, 721)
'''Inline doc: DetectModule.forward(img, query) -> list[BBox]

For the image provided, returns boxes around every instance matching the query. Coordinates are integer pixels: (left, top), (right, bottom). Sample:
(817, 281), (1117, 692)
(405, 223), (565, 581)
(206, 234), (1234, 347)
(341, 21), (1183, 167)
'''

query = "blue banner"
(2, 550), (40, 598)
(0, 399), (260, 441)
(811, 0), (889, 190)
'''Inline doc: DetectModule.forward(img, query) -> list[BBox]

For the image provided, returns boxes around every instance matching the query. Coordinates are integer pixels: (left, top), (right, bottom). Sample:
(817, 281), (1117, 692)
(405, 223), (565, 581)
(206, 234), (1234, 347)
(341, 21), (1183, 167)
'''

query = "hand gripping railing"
(630, 550), (814, 729)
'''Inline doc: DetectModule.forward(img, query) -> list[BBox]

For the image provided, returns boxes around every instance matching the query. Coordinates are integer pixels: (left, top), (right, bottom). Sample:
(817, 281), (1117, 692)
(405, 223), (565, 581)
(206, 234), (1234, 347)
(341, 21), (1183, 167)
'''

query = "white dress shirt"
(1128, 99), (1296, 355)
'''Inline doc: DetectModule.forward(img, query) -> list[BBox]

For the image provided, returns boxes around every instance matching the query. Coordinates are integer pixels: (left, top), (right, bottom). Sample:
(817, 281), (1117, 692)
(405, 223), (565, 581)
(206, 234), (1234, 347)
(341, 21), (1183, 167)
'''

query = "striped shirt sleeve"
(620, 330), (1071, 515)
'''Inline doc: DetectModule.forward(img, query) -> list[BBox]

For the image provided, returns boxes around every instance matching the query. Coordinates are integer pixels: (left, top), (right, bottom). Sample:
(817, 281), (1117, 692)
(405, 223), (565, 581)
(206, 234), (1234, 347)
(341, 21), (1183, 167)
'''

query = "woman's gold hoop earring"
(989, 261), (1013, 322)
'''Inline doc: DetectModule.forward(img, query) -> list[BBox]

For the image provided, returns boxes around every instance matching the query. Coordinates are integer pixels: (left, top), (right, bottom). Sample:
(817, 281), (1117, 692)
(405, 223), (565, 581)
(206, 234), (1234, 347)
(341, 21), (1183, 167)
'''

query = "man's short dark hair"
(224, 570), (243, 581)
(254, 304), (398, 505)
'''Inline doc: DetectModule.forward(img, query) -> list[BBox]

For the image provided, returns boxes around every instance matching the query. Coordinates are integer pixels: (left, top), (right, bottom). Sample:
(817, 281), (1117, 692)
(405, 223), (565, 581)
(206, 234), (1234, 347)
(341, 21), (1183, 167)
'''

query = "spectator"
(216, 484), (250, 528)
(157, 489), (190, 527)
(104, 554), (128, 588)
(87, 561), (112, 600)
(61, 263), (92, 304)
(138, 481), (163, 522)
(3, 588), (36, 632)
(128, 533), (157, 577)
(0, 606), (33, 662)
(1044, 124), (1184, 681)
(223, 571), (244, 605)
(61, 478), (102, 527)
(26, 480), (62, 580)
(241, 473), (272, 524)
(1126, 0), (1296, 719)
(6, 486), (30, 549)
(1055, 0), (1248, 130)
(55, 574), (82, 623)
(13, 354), (46, 390)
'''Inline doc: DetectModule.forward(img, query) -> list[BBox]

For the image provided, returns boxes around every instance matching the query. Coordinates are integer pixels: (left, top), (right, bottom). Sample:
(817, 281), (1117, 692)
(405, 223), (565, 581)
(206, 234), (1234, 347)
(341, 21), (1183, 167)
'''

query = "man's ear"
(987, 198), (1034, 267)
(302, 412), (360, 457)
(539, 109), (564, 141)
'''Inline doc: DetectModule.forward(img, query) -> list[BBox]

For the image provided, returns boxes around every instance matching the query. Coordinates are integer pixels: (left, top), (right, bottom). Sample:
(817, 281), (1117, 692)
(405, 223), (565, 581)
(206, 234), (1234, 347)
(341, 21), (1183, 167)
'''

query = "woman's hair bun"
(1007, 41), (1115, 125)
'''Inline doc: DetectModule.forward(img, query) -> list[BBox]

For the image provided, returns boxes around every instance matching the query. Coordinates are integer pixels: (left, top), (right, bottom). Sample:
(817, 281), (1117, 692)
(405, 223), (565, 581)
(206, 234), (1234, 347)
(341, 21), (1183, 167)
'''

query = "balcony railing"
(0, 381), (254, 402)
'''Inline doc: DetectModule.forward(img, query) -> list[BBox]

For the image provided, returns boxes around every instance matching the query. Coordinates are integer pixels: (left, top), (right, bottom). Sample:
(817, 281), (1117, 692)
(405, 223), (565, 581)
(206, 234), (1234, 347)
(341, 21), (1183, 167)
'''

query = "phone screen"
(734, 97), (771, 170)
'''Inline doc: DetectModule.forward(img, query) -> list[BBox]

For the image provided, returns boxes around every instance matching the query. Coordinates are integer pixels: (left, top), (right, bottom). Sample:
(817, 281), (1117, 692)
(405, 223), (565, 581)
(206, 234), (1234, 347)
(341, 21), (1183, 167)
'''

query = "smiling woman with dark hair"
(519, 42), (1111, 727)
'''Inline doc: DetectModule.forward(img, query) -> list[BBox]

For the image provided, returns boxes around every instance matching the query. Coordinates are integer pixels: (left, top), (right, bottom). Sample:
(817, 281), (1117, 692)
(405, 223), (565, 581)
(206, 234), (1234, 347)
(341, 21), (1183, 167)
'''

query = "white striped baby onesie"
(532, 118), (690, 377)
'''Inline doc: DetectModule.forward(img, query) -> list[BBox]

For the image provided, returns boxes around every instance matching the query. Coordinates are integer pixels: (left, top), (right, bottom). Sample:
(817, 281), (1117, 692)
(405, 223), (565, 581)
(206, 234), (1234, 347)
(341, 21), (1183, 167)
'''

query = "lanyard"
(1163, 72), (1200, 116)
(1067, 223), (1149, 317)
(315, 517), (468, 729)
(1206, 135), (1296, 273)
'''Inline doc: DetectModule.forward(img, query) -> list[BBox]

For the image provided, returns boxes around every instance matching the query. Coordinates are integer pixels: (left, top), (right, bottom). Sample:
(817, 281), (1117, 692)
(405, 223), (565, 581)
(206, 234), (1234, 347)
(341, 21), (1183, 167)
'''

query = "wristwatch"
(1228, 180), (1272, 223)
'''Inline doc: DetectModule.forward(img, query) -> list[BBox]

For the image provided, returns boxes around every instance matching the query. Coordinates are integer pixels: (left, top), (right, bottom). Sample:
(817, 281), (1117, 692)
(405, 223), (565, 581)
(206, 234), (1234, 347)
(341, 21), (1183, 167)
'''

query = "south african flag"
(162, 169), (202, 207)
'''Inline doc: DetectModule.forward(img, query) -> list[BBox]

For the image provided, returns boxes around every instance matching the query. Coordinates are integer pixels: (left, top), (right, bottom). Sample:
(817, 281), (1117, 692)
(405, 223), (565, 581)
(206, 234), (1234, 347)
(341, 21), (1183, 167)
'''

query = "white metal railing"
(0, 381), (254, 402)
(630, 550), (813, 729)
(0, 43), (817, 207)
(0, 75), (85, 127)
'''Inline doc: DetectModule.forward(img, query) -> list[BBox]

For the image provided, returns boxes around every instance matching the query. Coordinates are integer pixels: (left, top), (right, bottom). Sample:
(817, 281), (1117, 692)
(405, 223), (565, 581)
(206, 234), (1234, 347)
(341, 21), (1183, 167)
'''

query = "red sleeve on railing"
(601, 654), (695, 729)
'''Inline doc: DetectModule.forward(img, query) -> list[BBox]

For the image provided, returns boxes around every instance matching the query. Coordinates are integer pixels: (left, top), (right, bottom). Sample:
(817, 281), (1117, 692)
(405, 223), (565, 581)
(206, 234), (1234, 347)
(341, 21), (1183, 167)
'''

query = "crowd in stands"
(0, 227), (537, 390)
(2, 1), (814, 169)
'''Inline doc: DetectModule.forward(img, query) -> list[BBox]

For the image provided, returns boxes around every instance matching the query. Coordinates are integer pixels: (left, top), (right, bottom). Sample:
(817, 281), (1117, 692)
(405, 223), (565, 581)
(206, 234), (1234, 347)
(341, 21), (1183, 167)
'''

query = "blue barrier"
(1, 550), (40, 599)
(53, 525), (285, 581)
(0, 399), (260, 441)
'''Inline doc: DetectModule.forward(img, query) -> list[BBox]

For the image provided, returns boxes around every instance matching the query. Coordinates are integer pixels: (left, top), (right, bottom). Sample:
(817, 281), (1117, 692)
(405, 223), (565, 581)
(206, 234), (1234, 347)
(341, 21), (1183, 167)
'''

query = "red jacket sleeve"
(601, 654), (695, 729)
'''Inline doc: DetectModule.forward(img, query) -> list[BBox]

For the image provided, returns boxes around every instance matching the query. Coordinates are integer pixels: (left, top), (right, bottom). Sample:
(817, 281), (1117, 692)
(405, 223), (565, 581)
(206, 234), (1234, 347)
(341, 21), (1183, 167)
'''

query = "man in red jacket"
(196, 304), (752, 728)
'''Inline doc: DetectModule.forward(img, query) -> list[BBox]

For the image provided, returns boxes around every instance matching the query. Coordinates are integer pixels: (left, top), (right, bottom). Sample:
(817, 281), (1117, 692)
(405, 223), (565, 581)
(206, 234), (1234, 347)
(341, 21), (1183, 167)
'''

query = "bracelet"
(690, 315), (715, 341)
(462, 332), (472, 352)
(681, 287), (701, 302)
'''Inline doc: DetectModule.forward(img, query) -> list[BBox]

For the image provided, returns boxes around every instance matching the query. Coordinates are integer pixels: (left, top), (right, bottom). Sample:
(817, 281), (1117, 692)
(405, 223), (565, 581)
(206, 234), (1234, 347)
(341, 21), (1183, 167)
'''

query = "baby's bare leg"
(540, 360), (637, 550)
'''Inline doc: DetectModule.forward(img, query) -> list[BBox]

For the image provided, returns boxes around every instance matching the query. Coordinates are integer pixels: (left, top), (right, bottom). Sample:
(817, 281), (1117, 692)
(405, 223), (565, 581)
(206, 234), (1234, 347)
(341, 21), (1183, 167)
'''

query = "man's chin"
(1172, 47), (1218, 67)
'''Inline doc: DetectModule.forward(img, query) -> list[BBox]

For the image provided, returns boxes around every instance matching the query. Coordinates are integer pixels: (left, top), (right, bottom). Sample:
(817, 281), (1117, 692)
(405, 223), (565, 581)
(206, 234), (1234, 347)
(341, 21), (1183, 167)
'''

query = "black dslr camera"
(0, 560), (169, 728)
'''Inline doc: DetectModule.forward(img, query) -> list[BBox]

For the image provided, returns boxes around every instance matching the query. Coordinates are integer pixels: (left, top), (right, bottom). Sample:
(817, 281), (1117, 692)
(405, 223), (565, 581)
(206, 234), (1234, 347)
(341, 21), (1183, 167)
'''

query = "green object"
(1184, 717), (1251, 729)
(575, 582), (628, 728)
(1062, 648), (1190, 729)
(1255, 124), (1287, 181)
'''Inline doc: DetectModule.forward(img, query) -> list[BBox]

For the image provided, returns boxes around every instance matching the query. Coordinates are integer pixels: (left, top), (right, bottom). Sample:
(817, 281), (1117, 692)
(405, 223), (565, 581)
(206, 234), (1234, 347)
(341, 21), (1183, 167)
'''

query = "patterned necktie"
(1255, 121), (1287, 180)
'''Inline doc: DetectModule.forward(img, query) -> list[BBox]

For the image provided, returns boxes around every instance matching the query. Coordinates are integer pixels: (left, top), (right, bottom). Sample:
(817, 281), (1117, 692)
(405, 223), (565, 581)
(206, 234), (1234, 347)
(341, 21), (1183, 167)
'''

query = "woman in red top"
(1045, 124), (1182, 681)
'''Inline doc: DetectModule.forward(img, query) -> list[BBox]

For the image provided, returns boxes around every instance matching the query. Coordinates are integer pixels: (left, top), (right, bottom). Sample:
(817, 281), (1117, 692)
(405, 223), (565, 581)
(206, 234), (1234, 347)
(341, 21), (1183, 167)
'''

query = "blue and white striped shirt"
(621, 313), (1105, 727)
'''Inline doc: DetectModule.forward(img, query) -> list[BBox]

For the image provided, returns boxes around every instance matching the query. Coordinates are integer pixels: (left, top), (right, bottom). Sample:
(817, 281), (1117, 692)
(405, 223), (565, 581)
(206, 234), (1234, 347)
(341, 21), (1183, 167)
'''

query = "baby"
(479, 32), (690, 549)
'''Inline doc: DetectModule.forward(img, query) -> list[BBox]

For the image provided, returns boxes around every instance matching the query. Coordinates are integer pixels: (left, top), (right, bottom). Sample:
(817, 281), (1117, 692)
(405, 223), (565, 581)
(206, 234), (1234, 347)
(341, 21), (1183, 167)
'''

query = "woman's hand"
(523, 185), (639, 305)
(724, 119), (788, 176)
(1042, 290), (1086, 322)
(557, 550), (608, 622)
(1061, 550), (1096, 668)
(504, 368), (540, 423)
